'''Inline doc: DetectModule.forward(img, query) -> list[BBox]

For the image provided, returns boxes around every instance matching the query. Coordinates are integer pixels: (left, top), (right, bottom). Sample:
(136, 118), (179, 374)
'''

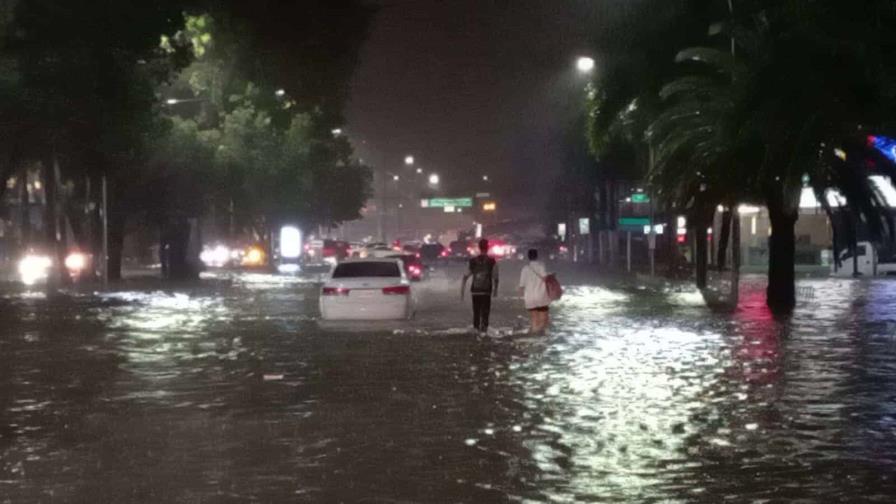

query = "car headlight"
(64, 252), (88, 272)
(19, 254), (52, 285)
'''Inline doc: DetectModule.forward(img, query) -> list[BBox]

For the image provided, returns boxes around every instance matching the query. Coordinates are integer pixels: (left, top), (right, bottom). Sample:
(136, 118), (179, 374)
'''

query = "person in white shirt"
(518, 248), (552, 334)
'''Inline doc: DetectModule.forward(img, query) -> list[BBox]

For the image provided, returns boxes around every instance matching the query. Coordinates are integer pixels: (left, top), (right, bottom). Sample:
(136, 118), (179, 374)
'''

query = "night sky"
(346, 0), (605, 215)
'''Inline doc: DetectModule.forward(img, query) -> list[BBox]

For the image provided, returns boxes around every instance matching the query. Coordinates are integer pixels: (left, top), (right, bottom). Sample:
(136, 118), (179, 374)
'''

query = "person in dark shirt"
(461, 238), (499, 332)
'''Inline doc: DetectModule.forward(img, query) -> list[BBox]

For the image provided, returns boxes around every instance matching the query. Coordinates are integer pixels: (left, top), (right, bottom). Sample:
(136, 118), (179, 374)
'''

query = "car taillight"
(409, 266), (421, 275)
(382, 285), (410, 295)
(322, 287), (350, 296)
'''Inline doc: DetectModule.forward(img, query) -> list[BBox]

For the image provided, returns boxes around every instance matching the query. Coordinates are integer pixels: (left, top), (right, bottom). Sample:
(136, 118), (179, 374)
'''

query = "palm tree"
(647, 41), (755, 300)
(649, 2), (896, 314)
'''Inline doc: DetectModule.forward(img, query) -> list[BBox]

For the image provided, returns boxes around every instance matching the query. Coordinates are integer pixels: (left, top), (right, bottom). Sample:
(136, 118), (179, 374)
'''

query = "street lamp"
(415, 167), (423, 174)
(428, 173), (440, 186)
(482, 175), (489, 182)
(404, 155), (415, 166)
(275, 88), (286, 98)
(392, 174), (400, 181)
(165, 97), (206, 105)
(576, 56), (595, 74)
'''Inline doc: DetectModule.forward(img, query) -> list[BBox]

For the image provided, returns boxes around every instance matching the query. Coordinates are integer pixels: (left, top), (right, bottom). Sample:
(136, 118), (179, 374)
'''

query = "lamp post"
(572, 55), (597, 264)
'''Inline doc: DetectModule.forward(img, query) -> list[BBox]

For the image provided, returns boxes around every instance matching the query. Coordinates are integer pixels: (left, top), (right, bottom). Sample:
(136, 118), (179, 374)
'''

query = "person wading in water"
(518, 248), (553, 334)
(461, 239), (499, 333)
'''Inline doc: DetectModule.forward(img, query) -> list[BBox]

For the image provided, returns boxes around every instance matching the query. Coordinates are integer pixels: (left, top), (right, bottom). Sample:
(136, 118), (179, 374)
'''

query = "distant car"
(487, 240), (515, 260)
(831, 240), (896, 277)
(366, 244), (396, 258)
(388, 253), (424, 281)
(449, 240), (471, 257)
(359, 242), (385, 258)
(419, 243), (447, 261)
(521, 239), (567, 261)
(348, 242), (366, 258)
(402, 242), (422, 254)
(319, 259), (412, 320)
(305, 239), (349, 265)
(323, 240), (350, 261)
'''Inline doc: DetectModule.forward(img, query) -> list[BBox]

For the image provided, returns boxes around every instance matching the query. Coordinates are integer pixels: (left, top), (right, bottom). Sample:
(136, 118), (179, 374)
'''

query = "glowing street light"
(165, 97), (206, 106)
(331, 128), (343, 136)
(428, 173), (440, 186)
(404, 155), (415, 166)
(392, 174), (400, 181)
(482, 175), (489, 182)
(576, 56), (595, 74)
(275, 88), (286, 97)
(415, 167), (423, 174)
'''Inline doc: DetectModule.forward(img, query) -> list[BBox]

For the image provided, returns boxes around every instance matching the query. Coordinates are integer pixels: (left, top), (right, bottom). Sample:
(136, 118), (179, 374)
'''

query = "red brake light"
(322, 287), (350, 296)
(382, 285), (410, 295)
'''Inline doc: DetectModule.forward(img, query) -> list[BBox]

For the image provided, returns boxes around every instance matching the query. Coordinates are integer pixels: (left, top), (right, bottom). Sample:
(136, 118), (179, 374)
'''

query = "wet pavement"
(2, 262), (896, 503)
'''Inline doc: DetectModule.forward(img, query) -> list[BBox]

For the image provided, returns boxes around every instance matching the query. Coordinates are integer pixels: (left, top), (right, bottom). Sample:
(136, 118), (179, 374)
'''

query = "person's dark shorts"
(528, 306), (549, 312)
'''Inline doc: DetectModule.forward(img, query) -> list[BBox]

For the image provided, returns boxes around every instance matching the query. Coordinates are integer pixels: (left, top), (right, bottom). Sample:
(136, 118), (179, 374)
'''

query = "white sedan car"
(319, 259), (413, 320)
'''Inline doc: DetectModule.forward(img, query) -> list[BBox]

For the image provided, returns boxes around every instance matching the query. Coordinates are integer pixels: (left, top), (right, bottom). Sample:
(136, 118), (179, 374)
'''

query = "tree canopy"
(590, 0), (896, 313)
(0, 0), (376, 280)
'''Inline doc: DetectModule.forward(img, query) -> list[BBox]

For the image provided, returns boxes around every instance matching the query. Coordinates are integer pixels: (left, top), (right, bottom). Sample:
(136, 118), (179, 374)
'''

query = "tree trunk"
(730, 209), (741, 306)
(695, 223), (708, 289)
(666, 211), (677, 275)
(717, 208), (732, 270)
(42, 155), (70, 288)
(608, 181), (618, 266)
(19, 165), (30, 248)
(160, 217), (199, 281)
(107, 210), (125, 281)
(766, 204), (798, 314)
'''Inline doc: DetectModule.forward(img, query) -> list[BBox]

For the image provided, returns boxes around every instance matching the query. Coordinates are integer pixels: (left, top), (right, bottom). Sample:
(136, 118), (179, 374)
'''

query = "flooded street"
(2, 263), (896, 503)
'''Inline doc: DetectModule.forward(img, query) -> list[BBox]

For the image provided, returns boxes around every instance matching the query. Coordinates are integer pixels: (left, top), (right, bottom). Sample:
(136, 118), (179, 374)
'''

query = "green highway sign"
(631, 193), (650, 203)
(618, 217), (650, 227)
(420, 197), (473, 208)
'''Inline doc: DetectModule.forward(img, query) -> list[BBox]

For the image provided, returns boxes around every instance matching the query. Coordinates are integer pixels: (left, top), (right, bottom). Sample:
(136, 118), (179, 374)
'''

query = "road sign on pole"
(420, 197), (473, 208)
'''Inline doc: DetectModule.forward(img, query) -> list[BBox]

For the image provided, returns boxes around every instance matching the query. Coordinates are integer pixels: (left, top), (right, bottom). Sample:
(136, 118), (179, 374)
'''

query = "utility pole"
(101, 175), (108, 286)
(377, 170), (386, 241)
(229, 198), (235, 239)
(648, 145), (656, 276)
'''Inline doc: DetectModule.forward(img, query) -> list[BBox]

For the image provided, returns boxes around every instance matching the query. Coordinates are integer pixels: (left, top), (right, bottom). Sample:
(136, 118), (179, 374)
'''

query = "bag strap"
(528, 264), (546, 282)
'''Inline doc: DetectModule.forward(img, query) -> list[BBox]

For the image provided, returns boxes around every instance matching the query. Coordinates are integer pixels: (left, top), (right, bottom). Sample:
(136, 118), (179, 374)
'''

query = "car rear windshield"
(332, 262), (401, 278)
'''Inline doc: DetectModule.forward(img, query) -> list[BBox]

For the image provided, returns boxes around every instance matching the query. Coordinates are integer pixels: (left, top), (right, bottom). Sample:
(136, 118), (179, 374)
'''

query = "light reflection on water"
(1, 272), (896, 502)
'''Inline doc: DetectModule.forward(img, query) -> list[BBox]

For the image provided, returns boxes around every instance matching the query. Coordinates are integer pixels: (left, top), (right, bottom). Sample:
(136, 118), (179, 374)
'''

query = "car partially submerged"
(319, 258), (413, 320)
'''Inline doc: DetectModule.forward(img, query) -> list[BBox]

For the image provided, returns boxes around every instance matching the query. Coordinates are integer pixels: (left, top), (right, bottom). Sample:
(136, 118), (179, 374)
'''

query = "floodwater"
(1, 262), (896, 503)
